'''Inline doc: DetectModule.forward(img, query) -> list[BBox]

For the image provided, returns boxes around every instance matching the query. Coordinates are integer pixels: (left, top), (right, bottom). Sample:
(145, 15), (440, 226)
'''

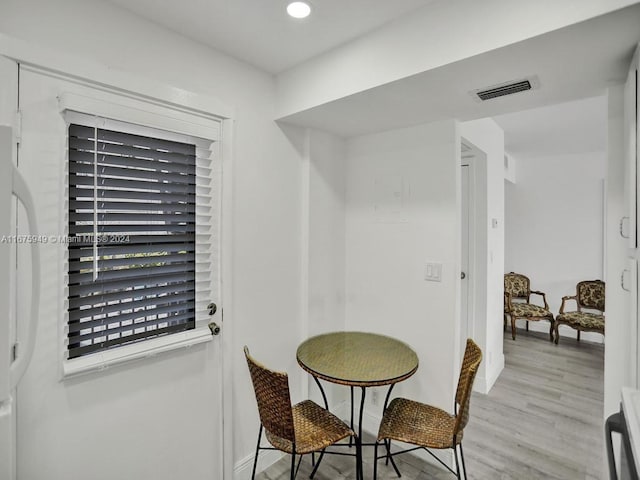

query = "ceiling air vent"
(471, 76), (539, 102)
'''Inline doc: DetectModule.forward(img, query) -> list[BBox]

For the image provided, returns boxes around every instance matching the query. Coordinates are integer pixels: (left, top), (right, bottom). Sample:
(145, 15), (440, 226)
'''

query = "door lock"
(207, 302), (217, 316)
(461, 272), (466, 279)
(208, 322), (221, 336)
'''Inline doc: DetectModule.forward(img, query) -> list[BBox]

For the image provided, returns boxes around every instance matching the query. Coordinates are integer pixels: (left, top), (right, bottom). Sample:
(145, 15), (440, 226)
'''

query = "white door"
(461, 164), (471, 354)
(13, 64), (224, 480)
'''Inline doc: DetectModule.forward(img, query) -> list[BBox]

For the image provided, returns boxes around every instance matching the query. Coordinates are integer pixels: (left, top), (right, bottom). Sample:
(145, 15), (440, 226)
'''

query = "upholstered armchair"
(553, 280), (605, 344)
(504, 272), (555, 341)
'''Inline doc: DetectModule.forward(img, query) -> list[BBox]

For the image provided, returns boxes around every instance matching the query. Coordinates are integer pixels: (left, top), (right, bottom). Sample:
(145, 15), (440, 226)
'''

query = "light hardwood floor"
(256, 329), (604, 480)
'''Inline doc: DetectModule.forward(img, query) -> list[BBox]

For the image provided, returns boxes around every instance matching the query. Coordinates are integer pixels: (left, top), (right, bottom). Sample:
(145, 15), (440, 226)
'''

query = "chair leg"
(290, 451), (296, 480)
(377, 438), (401, 478)
(577, 330), (581, 342)
(554, 321), (560, 345)
(459, 443), (468, 480)
(251, 425), (263, 480)
(386, 440), (402, 477)
(356, 435), (364, 480)
(511, 316), (516, 340)
(310, 450), (325, 479)
(373, 441), (379, 480)
(548, 320), (554, 342)
(526, 320), (529, 332)
(385, 439), (390, 465)
(454, 444), (462, 480)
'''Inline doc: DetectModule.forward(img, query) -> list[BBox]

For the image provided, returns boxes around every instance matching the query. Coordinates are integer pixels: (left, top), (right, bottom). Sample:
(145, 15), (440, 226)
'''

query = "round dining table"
(296, 331), (419, 446)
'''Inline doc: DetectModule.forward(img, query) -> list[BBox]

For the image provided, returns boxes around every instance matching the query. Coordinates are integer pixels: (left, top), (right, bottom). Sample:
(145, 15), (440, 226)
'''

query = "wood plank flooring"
(256, 329), (604, 480)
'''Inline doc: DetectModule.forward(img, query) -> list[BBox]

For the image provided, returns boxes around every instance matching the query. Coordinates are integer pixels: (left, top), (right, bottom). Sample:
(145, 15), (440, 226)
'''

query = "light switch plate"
(424, 262), (442, 282)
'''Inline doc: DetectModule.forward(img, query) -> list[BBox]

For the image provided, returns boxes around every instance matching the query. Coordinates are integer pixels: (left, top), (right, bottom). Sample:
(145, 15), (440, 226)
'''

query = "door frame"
(460, 138), (489, 392)
(0, 129), (16, 480)
(460, 162), (475, 352)
(460, 145), (477, 359)
(0, 35), (236, 479)
(0, 55), (19, 480)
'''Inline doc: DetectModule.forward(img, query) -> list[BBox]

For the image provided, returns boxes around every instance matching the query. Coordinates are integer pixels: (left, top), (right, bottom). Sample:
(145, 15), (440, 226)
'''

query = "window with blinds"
(67, 122), (204, 359)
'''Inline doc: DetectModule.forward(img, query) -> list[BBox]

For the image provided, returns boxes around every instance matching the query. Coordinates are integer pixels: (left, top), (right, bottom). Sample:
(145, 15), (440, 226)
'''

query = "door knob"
(207, 302), (217, 316)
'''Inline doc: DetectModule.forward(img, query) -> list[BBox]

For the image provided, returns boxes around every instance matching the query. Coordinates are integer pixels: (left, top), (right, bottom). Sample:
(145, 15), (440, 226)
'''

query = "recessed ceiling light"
(287, 1), (311, 19)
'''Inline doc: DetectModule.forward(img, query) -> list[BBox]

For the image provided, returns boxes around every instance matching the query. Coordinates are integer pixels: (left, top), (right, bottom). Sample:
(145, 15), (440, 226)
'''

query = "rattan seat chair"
(244, 346), (362, 480)
(373, 339), (482, 480)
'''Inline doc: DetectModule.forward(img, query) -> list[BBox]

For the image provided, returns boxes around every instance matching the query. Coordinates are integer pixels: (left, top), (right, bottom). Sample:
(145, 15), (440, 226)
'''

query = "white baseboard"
(475, 352), (504, 394)
(233, 445), (283, 480)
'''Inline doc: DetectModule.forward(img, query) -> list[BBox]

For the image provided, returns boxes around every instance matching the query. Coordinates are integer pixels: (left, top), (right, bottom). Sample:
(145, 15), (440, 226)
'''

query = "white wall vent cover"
(470, 76), (540, 102)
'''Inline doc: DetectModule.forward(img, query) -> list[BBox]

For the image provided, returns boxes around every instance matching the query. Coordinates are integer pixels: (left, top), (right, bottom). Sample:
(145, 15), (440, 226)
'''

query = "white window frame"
(59, 92), (223, 378)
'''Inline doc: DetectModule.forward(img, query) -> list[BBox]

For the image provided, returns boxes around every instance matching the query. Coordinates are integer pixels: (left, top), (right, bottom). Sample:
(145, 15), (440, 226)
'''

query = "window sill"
(62, 327), (213, 379)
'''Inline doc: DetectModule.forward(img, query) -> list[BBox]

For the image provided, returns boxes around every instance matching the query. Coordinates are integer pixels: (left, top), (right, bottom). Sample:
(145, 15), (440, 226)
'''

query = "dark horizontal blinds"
(68, 123), (196, 359)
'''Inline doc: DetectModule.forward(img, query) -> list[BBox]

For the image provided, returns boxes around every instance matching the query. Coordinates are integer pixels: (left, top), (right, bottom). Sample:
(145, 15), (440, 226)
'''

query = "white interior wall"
(4, 0), (627, 478)
(344, 120), (460, 433)
(504, 153), (517, 183)
(301, 128), (348, 408)
(460, 119), (506, 393)
(0, 0), (305, 478)
(604, 85), (633, 418)
(504, 151), (606, 342)
(305, 130), (347, 337)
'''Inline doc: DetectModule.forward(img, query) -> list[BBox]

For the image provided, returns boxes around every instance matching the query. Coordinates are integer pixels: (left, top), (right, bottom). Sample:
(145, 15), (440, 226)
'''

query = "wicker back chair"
(553, 280), (605, 344)
(504, 272), (555, 341)
(244, 347), (362, 480)
(373, 339), (482, 480)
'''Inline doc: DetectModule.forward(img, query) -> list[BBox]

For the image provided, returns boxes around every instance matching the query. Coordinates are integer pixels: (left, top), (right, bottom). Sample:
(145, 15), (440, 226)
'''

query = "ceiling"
(493, 96), (607, 158)
(278, 3), (640, 139)
(104, 0), (434, 74)
(102, 0), (638, 156)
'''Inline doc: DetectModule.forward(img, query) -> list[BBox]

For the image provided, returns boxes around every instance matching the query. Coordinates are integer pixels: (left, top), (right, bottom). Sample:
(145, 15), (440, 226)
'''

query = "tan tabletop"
(296, 331), (419, 387)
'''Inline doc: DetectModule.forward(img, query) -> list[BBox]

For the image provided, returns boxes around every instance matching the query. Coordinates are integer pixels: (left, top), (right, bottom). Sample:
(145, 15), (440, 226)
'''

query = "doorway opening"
(460, 140), (486, 361)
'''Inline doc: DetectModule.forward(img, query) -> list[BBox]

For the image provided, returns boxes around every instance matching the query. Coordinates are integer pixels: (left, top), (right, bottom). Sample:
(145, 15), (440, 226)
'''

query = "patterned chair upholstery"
(553, 280), (605, 344)
(504, 272), (555, 341)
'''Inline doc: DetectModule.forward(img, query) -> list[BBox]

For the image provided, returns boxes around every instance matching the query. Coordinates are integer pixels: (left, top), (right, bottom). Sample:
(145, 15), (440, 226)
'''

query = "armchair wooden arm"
(504, 291), (514, 312)
(559, 295), (577, 315)
(530, 290), (549, 310)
